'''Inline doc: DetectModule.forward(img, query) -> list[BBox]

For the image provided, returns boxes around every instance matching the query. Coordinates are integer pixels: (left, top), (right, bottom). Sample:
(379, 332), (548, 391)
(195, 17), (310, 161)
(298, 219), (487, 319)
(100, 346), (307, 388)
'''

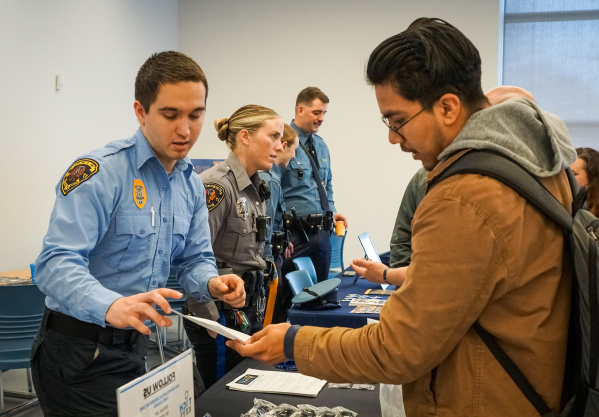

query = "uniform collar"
(291, 120), (311, 146)
(226, 152), (262, 191)
(134, 129), (194, 178)
(269, 163), (282, 180)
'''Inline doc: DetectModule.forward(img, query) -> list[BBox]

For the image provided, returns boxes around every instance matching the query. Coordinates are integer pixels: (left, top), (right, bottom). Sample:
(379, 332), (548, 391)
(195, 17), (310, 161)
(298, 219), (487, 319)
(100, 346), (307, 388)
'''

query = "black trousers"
(30, 309), (149, 417)
(184, 303), (262, 389)
(277, 228), (332, 322)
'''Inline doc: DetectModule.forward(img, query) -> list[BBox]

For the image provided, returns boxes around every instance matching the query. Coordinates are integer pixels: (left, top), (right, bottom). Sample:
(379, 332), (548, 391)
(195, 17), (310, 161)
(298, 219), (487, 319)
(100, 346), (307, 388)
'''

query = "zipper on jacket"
(587, 226), (598, 241)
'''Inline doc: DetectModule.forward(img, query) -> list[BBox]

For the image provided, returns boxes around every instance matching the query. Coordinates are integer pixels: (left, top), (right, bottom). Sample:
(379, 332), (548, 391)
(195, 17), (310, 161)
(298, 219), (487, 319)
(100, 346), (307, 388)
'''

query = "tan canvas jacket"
(293, 150), (573, 416)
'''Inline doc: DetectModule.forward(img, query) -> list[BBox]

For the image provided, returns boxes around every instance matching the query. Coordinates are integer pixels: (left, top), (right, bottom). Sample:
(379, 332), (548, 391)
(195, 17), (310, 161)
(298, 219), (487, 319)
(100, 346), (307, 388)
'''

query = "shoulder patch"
(61, 158), (100, 196)
(205, 183), (225, 211)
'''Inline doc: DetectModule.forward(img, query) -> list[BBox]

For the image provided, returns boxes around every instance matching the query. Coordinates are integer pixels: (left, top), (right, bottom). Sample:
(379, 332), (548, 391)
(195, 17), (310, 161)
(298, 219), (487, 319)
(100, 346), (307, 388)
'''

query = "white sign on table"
(117, 349), (195, 417)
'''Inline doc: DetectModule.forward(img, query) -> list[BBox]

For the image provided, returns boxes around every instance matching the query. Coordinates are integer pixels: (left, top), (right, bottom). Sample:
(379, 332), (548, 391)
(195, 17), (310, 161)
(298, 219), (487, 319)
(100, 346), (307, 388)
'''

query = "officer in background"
(30, 52), (245, 416)
(281, 87), (348, 290)
(183, 105), (284, 388)
(259, 123), (300, 324)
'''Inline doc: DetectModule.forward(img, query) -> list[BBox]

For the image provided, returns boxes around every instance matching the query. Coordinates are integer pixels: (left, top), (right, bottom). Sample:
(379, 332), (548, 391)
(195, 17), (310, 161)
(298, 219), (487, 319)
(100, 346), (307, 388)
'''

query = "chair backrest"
(292, 257), (318, 284)
(286, 270), (316, 296)
(0, 284), (46, 369)
(330, 231), (346, 271)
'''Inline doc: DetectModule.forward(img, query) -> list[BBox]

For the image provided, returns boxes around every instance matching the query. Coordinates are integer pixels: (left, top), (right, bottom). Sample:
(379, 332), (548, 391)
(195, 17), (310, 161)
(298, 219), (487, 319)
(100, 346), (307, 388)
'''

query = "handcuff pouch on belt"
(256, 215), (270, 243)
(284, 207), (309, 243)
(271, 231), (286, 257)
(303, 210), (334, 234)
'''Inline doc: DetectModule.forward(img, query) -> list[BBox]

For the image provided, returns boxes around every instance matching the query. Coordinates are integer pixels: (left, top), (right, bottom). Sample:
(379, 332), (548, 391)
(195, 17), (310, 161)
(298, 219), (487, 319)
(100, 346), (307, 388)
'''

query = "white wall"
(0, 0), (178, 272)
(178, 0), (500, 263)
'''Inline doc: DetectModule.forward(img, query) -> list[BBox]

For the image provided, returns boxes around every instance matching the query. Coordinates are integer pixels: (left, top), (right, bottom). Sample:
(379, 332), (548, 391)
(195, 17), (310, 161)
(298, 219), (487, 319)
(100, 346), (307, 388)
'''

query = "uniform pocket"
(288, 158), (308, 187)
(171, 214), (191, 263)
(106, 214), (156, 271)
(222, 216), (254, 261)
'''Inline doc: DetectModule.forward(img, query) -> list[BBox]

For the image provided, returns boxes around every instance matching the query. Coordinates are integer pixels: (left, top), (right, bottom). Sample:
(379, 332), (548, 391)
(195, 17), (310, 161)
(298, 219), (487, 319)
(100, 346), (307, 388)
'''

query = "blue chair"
(329, 231), (346, 279)
(286, 270), (315, 297)
(0, 284), (45, 413)
(292, 257), (318, 284)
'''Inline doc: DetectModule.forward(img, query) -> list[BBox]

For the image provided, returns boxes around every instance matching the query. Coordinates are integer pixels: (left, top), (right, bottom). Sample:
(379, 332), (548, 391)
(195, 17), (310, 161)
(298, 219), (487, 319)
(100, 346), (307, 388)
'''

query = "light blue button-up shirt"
(280, 121), (336, 218)
(35, 129), (218, 327)
(259, 164), (286, 259)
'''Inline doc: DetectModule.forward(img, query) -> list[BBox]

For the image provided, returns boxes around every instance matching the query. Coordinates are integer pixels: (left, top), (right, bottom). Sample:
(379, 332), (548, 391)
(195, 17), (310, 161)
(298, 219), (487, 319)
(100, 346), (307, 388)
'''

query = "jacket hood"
(438, 97), (577, 177)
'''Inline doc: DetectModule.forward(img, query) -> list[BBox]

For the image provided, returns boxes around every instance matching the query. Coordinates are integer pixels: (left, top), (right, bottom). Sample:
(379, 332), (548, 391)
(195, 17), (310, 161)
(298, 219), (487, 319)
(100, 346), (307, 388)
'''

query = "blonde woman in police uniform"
(183, 104), (284, 388)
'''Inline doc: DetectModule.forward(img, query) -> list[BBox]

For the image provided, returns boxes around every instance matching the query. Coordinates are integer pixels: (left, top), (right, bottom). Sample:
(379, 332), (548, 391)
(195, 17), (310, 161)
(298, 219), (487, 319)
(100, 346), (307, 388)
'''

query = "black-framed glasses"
(381, 107), (426, 140)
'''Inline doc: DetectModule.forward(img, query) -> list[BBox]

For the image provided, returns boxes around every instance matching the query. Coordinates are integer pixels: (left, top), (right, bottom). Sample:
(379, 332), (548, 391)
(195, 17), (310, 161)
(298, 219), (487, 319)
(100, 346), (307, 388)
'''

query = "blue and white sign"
(117, 349), (194, 417)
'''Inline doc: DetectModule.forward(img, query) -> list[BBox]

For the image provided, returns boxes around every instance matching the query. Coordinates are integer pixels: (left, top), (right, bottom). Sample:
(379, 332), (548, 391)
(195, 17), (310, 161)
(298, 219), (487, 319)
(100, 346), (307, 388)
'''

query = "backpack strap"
(430, 149), (575, 416)
(430, 150), (573, 232)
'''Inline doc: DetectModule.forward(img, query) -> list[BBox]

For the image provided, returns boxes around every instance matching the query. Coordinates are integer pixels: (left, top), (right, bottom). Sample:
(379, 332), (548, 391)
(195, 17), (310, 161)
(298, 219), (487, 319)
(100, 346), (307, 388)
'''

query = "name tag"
(321, 159), (328, 162)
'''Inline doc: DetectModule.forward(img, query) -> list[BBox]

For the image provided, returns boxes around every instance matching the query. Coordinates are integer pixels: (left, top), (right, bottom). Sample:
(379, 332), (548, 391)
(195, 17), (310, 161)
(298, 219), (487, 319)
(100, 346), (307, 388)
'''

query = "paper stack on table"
(172, 310), (251, 344)
(349, 298), (386, 307)
(226, 368), (327, 397)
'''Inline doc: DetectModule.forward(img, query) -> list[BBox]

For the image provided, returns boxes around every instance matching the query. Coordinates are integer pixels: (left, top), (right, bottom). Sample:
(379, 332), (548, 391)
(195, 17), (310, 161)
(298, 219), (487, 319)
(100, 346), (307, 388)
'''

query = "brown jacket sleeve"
(294, 184), (511, 384)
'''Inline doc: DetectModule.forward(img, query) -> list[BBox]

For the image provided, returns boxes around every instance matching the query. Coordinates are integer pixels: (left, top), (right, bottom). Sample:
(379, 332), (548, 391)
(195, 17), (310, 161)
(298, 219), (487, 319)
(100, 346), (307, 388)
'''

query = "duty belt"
(214, 260), (275, 323)
(46, 308), (140, 346)
(300, 210), (334, 234)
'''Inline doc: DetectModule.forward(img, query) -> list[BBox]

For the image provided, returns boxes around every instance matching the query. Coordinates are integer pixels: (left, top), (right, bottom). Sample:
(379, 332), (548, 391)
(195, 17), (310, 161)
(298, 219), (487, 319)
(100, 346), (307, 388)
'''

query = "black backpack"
(431, 149), (599, 417)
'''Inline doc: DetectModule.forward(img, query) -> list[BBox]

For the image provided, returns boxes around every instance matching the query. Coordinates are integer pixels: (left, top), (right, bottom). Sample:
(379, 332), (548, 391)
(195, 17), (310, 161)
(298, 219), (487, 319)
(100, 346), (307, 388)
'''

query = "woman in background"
(572, 147), (599, 216)
(259, 123), (299, 324)
(184, 104), (284, 388)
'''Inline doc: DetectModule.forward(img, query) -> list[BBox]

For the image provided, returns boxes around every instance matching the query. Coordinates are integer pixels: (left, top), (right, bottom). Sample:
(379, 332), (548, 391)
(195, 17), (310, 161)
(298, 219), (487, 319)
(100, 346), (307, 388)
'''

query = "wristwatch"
(383, 267), (390, 285)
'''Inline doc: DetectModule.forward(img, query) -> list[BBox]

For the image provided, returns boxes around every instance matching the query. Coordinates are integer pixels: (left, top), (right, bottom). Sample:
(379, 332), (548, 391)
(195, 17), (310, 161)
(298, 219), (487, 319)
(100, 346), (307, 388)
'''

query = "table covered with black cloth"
(195, 358), (381, 416)
(287, 269), (397, 328)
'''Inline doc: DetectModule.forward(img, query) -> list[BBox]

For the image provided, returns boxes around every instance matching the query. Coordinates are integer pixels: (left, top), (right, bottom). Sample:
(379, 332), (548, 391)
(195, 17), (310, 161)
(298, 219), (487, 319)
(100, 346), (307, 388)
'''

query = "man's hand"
(105, 288), (182, 335)
(334, 213), (348, 229)
(208, 274), (246, 308)
(227, 323), (291, 365)
(284, 242), (294, 259)
(350, 258), (387, 284)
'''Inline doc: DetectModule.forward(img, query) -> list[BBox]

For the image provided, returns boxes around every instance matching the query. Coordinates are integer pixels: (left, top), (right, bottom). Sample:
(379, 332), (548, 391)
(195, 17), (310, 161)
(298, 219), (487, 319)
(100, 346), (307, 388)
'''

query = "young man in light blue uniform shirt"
(280, 87), (348, 289)
(31, 51), (245, 416)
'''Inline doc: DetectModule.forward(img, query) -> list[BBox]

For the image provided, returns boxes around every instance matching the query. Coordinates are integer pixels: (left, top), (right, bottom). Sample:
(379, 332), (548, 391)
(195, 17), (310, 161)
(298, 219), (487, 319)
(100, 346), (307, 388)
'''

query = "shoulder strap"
(431, 149), (572, 417)
(430, 150), (573, 232)
(473, 323), (556, 416)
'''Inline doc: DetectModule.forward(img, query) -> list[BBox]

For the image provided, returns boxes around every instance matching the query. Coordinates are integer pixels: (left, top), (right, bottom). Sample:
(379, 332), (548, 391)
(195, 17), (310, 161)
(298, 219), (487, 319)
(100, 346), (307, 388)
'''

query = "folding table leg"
(26, 369), (33, 393)
(1, 369), (4, 413)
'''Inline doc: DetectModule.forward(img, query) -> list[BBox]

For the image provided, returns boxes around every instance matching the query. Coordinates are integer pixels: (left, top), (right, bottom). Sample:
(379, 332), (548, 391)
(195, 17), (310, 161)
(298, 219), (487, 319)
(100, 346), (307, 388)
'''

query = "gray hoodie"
(438, 97), (577, 178)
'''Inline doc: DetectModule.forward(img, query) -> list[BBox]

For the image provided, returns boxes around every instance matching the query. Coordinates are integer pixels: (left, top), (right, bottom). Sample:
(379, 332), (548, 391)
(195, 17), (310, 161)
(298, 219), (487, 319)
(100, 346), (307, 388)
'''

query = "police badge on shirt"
(61, 158), (100, 196)
(205, 183), (225, 211)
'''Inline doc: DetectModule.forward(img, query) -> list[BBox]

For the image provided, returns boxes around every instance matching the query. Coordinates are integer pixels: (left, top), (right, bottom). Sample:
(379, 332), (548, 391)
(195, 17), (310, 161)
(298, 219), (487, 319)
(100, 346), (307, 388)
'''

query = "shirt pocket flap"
(173, 215), (191, 237)
(116, 214), (155, 238)
(226, 217), (251, 236)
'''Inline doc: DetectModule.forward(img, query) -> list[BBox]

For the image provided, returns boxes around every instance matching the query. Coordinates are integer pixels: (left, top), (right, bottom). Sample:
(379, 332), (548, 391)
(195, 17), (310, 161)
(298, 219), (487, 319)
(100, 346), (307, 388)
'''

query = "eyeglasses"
(381, 107), (426, 140)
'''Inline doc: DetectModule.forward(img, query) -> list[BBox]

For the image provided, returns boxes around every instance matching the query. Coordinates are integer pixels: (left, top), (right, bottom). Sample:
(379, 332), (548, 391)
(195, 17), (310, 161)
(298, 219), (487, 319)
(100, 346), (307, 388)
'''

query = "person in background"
(572, 147), (599, 217)
(281, 87), (348, 285)
(259, 123), (300, 325)
(31, 51), (245, 416)
(183, 105), (283, 388)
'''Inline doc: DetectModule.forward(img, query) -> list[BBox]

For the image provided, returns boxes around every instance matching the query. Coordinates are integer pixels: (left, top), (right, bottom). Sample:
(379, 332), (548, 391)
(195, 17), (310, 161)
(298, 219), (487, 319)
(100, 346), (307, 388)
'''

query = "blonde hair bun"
(214, 117), (229, 141)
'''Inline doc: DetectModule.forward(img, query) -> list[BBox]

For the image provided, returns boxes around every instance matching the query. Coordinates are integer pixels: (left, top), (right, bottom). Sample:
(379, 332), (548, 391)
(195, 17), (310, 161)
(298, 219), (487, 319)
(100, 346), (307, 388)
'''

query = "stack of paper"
(349, 298), (386, 307)
(227, 368), (327, 397)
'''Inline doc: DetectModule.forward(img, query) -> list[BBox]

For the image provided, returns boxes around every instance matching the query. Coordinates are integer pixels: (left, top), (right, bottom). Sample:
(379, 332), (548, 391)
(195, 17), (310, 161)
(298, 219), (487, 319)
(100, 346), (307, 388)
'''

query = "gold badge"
(133, 179), (147, 209)
(61, 158), (100, 196)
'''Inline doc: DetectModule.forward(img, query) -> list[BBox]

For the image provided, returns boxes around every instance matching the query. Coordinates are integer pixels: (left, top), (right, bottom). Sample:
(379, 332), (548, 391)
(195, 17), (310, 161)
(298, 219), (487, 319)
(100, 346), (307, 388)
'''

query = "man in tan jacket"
(229, 18), (576, 416)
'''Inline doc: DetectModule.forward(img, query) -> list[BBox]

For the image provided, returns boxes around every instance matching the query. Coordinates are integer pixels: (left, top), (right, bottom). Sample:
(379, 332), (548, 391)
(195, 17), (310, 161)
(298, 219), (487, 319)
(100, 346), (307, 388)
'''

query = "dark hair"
(366, 18), (488, 111)
(576, 147), (599, 216)
(135, 51), (208, 112)
(296, 87), (329, 107)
